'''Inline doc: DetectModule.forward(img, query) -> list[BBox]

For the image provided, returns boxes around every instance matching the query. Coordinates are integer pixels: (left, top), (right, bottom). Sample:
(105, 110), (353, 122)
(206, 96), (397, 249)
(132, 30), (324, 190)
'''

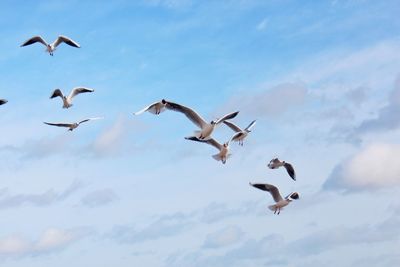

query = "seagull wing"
(78, 117), (103, 125)
(185, 136), (223, 151)
(50, 89), (64, 99)
(53, 35), (80, 48)
(21, 36), (48, 47)
(249, 182), (283, 203)
(223, 120), (242, 132)
(0, 99), (8, 105)
(284, 162), (296, 181)
(165, 101), (207, 129)
(69, 87), (94, 99)
(244, 120), (256, 131)
(214, 111), (239, 124)
(134, 101), (159, 115)
(44, 122), (72, 128)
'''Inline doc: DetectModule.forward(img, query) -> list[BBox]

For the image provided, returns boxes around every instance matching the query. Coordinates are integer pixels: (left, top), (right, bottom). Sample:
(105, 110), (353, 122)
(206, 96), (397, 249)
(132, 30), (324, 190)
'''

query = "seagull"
(20, 35), (80, 56)
(44, 117), (103, 131)
(249, 182), (299, 215)
(185, 136), (231, 164)
(134, 99), (167, 115)
(267, 158), (296, 181)
(50, 87), (94, 109)
(165, 100), (239, 140)
(223, 120), (256, 146)
(0, 99), (7, 106)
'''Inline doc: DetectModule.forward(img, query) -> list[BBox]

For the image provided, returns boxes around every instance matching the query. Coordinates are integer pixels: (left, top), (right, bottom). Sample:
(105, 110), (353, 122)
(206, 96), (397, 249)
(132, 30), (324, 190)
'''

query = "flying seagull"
(0, 99), (7, 106)
(134, 99), (167, 115)
(20, 35), (80, 56)
(267, 158), (296, 181)
(223, 120), (256, 146)
(185, 136), (231, 164)
(249, 182), (299, 215)
(50, 87), (94, 109)
(165, 100), (239, 140)
(44, 117), (103, 131)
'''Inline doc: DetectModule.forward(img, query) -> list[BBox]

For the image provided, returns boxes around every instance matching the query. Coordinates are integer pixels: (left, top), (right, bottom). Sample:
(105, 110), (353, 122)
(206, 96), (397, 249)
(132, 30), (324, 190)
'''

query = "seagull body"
(50, 87), (94, 109)
(249, 182), (299, 215)
(44, 117), (102, 131)
(268, 158), (296, 181)
(0, 99), (7, 106)
(223, 120), (256, 146)
(134, 99), (167, 115)
(165, 100), (239, 140)
(20, 35), (80, 56)
(185, 136), (231, 164)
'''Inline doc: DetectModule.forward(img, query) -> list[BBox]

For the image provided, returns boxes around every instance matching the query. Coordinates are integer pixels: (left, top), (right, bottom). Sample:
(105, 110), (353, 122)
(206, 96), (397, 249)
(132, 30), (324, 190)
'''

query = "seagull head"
(211, 120), (217, 125)
(161, 99), (167, 104)
(287, 192), (300, 201)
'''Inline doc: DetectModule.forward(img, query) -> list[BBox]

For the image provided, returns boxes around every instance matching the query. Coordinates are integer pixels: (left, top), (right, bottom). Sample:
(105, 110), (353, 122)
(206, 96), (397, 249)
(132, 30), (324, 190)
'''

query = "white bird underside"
(185, 136), (231, 164)
(249, 182), (299, 215)
(50, 87), (94, 108)
(224, 120), (256, 145)
(134, 100), (167, 115)
(21, 35), (80, 55)
(44, 117), (103, 131)
(164, 100), (239, 140)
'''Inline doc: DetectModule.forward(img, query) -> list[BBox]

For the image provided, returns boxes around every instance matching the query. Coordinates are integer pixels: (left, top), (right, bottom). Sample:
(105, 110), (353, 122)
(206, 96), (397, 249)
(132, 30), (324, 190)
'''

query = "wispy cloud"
(0, 181), (82, 209)
(202, 225), (244, 249)
(80, 188), (118, 208)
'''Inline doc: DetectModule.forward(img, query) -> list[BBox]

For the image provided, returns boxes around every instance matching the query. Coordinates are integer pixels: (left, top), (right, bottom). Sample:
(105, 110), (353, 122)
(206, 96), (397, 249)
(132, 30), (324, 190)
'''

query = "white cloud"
(0, 228), (87, 257)
(34, 228), (76, 252)
(0, 236), (29, 255)
(324, 143), (400, 192)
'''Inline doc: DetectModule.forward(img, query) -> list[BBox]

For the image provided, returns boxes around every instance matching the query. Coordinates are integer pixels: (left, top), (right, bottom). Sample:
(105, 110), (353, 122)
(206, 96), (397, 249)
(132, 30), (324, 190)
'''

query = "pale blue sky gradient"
(0, 1), (400, 266)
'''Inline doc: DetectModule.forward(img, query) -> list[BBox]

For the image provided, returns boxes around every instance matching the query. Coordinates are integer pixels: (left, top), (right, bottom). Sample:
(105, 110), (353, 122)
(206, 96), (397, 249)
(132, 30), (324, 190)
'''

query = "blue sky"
(0, 0), (400, 266)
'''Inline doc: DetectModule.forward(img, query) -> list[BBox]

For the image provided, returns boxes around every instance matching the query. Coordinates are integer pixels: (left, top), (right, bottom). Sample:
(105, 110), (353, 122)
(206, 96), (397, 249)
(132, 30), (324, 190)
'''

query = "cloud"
(323, 143), (400, 192)
(167, 214), (400, 267)
(0, 227), (89, 257)
(355, 77), (400, 134)
(81, 188), (118, 208)
(221, 82), (308, 119)
(87, 116), (143, 158)
(107, 212), (194, 244)
(0, 134), (73, 160)
(202, 226), (244, 249)
(0, 181), (82, 209)
(199, 201), (261, 224)
(288, 218), (400, 256)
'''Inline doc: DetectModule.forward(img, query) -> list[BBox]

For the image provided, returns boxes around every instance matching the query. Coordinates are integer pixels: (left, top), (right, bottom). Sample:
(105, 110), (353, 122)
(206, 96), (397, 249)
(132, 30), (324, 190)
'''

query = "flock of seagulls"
(0, 35), (301, 215)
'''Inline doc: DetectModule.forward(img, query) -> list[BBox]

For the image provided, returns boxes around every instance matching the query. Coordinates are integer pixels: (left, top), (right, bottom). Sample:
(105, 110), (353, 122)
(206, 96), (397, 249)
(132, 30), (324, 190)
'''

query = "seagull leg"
(278, 208), (281, 215)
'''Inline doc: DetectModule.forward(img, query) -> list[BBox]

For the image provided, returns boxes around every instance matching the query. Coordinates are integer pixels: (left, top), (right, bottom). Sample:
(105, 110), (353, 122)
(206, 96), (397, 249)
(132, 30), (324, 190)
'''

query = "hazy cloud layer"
(167, 214), (400, 267)
(355, 77), (400, 134)
(80, 188), (118, 208)
(323, 143), (400, 192)
(202, 225), (244, 249)
(221, 82), (308, 119)
(0, 181), (82, 209)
